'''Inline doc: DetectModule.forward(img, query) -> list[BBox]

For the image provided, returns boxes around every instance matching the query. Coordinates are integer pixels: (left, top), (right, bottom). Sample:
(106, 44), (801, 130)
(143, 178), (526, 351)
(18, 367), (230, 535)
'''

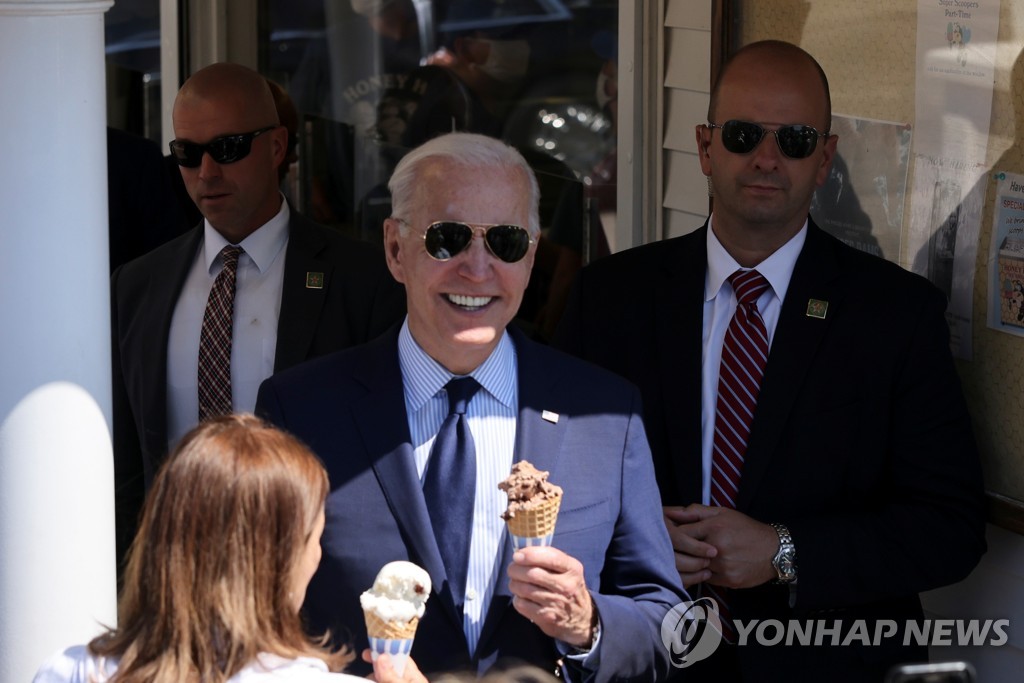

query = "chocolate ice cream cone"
(500, 460), (563, 549)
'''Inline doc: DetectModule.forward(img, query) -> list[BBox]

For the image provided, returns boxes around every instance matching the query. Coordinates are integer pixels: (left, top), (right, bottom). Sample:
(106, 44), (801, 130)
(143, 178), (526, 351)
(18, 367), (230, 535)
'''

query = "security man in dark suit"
(554, 40), (986, 682)
(111, 62), (405, 571)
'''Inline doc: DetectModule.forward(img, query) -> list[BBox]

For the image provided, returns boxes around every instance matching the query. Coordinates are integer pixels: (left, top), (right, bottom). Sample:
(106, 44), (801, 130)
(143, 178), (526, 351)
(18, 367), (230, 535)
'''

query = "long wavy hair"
(90, 413), (351, 681)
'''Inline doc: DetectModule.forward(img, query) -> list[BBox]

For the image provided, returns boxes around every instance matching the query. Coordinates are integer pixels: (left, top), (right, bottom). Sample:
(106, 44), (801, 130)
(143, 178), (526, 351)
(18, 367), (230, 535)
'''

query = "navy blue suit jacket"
(554, 221), (987, 680)
(256, 326), (686, 682)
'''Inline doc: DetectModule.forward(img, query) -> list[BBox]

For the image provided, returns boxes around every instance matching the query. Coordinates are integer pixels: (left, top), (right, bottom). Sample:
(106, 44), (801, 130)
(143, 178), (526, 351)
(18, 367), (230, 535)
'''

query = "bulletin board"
(724, 1), (1024, 533)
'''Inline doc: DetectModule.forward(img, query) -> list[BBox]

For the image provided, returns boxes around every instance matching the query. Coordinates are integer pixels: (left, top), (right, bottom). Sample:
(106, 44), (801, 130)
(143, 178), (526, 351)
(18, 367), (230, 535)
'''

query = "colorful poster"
(908, 0), (1000, 360)
(987, 172), (1024, 337)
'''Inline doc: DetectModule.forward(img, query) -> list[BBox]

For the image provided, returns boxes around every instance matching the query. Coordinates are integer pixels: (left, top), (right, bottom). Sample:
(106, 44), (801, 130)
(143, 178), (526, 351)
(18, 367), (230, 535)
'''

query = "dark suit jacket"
(107, 128), (191, 272)
(255, 326), (686, 683)
(553, 221), (987, 681)
(111, 208), (406, 563)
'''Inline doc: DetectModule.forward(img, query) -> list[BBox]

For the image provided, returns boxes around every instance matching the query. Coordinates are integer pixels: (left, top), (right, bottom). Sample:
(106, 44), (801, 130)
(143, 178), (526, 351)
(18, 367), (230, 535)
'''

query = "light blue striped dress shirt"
(397, 320), (517, 656)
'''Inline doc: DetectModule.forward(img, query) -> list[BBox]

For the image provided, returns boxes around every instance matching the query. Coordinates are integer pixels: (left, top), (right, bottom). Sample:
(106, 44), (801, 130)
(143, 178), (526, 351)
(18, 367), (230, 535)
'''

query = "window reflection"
(105, 0), (162, 139)
(264, 0), (618, 340)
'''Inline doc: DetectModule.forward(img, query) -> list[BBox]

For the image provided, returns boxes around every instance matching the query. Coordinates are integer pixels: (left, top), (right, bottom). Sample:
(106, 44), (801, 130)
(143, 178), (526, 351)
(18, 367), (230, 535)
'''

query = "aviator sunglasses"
(706, 120), (829, 159)
(396, 219), (535, 263)
(169, 125), (277, 167)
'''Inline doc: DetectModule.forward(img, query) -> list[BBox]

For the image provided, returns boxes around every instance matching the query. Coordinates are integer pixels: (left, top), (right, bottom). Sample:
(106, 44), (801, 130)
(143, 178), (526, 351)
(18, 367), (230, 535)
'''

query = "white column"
(0, 1), (116, 680)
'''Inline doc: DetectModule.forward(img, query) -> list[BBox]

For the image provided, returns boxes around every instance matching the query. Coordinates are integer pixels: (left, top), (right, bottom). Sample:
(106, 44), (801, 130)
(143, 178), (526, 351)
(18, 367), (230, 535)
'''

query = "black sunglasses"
(169, 125), (277, 167)
(397, 219), (535, 263)
(706, 120), (829, 159)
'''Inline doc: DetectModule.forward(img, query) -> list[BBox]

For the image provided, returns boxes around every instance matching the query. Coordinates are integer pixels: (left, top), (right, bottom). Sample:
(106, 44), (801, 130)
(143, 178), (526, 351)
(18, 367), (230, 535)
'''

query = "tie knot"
(445, 377), (481, 416)
(728, 269), (770, 304)
(220, 245), (243, 271)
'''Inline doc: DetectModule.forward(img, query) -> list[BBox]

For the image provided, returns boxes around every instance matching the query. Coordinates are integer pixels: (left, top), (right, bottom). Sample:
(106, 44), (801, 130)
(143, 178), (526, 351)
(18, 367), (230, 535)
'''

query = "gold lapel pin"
(806, 299), (828, 319)
(542, 410), (560, 424)
(306, 272), (324, 289)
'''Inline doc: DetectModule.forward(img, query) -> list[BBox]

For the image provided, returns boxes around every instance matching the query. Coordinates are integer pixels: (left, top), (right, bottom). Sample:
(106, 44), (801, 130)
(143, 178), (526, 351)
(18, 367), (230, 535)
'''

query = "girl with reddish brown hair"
(34, 414), (425, 683)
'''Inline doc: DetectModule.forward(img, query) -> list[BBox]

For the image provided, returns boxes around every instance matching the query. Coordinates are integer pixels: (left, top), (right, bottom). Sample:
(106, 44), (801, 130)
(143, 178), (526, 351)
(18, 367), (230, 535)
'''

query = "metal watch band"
(770, 522), (797, 584)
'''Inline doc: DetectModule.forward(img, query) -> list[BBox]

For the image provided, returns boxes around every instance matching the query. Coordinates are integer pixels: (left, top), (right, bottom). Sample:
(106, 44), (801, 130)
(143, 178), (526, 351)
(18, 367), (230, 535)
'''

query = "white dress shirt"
(32, 645), (364, 682)
(397, 319), (517, 656)
(166, 199), (289, 450)
(699, 216), (807, 503)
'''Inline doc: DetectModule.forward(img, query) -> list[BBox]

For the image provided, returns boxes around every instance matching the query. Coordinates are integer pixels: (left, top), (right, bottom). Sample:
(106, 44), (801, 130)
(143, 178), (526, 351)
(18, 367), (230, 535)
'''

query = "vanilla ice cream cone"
(364, 609), (420, 640)
(360, 561), (431, 676)
(364, 609), (418, 675)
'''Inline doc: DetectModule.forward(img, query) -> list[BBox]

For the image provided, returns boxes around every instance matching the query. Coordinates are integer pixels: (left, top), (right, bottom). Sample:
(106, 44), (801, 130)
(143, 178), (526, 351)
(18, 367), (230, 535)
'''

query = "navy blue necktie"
(423, 377), (481, 609)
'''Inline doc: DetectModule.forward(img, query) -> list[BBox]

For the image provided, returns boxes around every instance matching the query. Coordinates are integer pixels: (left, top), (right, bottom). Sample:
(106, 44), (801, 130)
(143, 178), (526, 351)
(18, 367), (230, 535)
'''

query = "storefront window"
(263, 0), (618, 340)
(105, 0), (163, 140)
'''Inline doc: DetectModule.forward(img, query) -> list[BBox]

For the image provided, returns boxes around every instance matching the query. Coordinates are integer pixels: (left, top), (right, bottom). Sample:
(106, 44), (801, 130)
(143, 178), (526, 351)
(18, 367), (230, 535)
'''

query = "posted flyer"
(908, 0), (1000, 359)
(987, 172), (1024, 337)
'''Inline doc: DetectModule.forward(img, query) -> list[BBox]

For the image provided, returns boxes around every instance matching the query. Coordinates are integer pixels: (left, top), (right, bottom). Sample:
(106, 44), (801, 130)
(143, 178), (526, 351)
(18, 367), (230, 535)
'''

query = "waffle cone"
(364, 609), (419, 640)
(505, 493), (561, 538)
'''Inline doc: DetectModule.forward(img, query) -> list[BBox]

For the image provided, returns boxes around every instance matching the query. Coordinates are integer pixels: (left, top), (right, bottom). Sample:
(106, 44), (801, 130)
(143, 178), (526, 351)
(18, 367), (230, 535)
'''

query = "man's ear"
(269, 125), (289, 168)
(695, 124), (713, 175)
(815, 133), (839, 188)
(382, 218), (407, 284)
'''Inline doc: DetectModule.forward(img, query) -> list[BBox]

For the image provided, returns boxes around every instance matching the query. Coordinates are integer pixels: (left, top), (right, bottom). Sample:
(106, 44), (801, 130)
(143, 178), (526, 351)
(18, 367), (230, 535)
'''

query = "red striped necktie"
(707, 268), (770, 642)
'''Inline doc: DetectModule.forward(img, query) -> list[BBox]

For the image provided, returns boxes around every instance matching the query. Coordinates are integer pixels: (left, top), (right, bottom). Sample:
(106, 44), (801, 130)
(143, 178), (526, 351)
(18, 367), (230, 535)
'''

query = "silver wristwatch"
(770, 522), (797, 584)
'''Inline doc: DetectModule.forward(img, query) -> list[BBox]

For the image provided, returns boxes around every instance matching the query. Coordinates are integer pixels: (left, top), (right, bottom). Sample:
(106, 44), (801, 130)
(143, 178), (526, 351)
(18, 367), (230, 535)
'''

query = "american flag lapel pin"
(806, 298), (828, 319)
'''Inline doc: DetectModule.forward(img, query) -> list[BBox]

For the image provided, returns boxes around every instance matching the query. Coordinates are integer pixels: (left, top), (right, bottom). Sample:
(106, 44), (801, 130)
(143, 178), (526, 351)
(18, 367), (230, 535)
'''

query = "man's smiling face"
(383, 160), (535, 375)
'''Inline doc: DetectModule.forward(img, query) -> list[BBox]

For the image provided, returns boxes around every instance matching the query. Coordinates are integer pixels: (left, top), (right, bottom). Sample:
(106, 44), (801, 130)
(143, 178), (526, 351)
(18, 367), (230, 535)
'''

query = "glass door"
(261, 0), (619, 341)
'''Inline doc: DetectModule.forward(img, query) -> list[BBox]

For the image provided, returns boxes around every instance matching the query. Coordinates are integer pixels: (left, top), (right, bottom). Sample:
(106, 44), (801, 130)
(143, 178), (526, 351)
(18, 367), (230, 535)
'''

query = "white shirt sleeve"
(32, 645), (114, 683)
(232, 654), (368, 681)
(32, 647), (366, 683)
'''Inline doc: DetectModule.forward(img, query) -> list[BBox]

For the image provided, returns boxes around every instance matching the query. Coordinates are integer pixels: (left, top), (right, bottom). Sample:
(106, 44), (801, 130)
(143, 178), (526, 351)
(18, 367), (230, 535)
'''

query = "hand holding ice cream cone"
(360, 561), (431, 676)
(507, 545), (598, 649)
(499, 464), (596, 647)
(362, 649), (428, 683)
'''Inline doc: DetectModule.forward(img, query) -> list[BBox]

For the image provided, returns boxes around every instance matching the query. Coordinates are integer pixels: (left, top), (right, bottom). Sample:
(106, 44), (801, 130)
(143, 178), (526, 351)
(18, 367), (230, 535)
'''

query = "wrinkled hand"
(507, 546), (596, 647)
(664, 505), (777, 589)
(361, 650), (427, 683)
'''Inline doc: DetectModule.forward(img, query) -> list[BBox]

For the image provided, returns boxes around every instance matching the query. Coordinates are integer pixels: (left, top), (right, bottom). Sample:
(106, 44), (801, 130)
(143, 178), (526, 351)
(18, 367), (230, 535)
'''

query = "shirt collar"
(704, 214), (807, 304)
(202, 195), (289, 275)
(398, 318), (517, 413)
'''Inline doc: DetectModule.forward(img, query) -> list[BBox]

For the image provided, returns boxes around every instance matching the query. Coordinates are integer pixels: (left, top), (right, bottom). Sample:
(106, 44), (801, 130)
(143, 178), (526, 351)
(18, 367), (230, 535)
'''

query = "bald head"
(696, 39), (837, 265)
(709, 40), (831, 133)
(171, 62), (289, 243)
(174, 63), (280, 131)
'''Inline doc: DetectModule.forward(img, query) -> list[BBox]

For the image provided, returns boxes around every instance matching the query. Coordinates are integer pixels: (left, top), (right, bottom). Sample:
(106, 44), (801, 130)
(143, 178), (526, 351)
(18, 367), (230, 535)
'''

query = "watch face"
(776, 553), (795, 580)
(771, 524), (796, 582)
